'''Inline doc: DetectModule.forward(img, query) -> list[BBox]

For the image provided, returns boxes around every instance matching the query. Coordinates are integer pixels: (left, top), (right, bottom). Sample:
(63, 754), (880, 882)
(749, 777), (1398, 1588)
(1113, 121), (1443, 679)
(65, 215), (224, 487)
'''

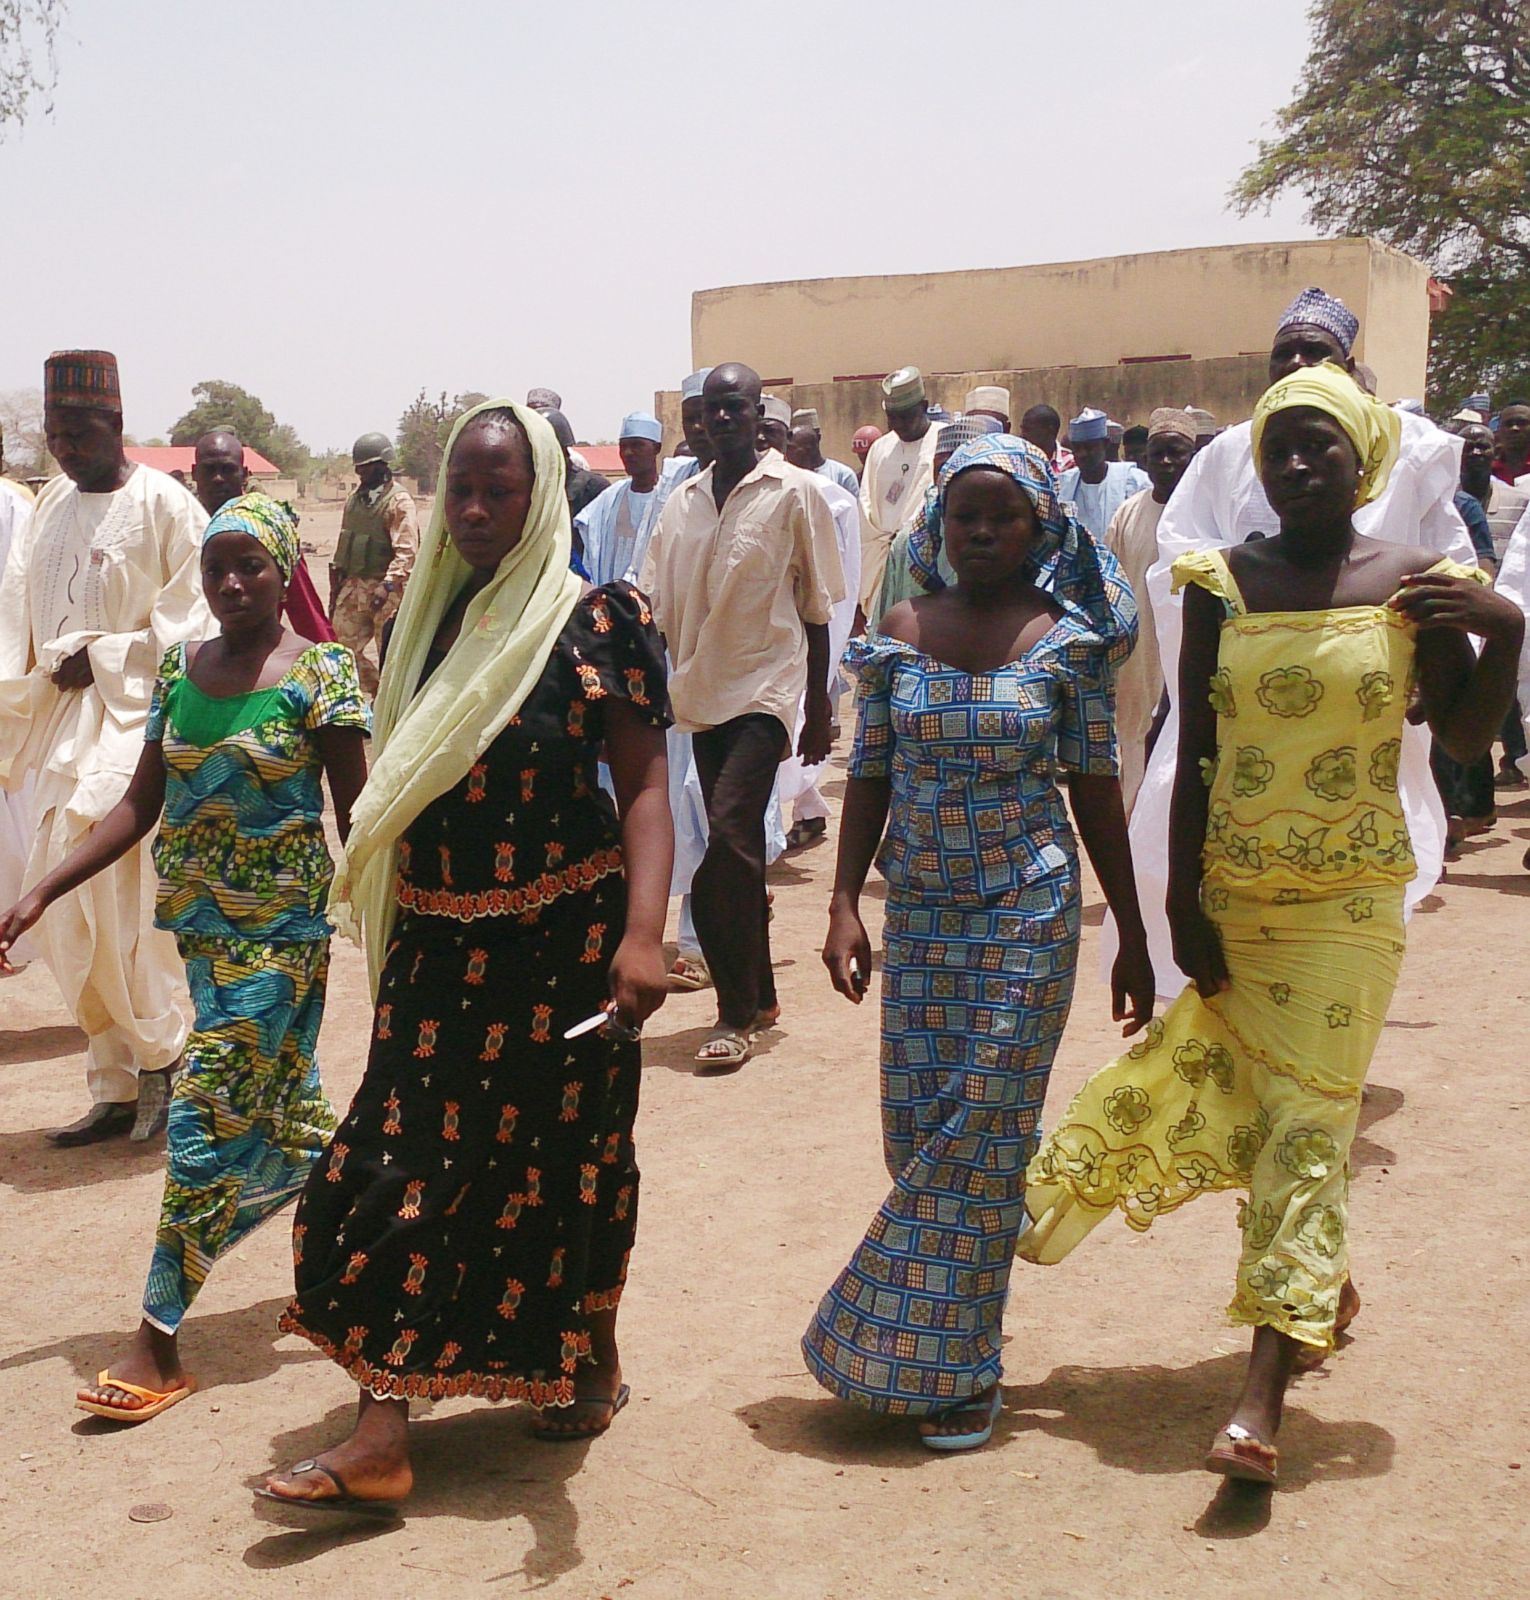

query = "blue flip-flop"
(920, 1387), (1002, 1453)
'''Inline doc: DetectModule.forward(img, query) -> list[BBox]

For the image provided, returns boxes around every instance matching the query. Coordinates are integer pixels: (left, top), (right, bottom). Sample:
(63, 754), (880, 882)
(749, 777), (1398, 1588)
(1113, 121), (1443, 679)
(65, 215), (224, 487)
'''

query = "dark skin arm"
(1167, 582), (1229, 998)
(0, 739), (166, 967)
(604, 698), (674, 1027)
(1391, 573), (1525, 761)
(822, 773), (892, 1003)
(799, 622), (833, 765)
(313, 725), (368, 846)
(1064, 773), (1155, 1034)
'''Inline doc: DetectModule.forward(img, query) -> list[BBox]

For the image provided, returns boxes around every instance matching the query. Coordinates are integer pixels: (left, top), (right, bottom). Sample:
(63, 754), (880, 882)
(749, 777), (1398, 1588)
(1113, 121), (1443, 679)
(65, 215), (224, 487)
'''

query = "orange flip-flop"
(76, 1370), (197, 1423)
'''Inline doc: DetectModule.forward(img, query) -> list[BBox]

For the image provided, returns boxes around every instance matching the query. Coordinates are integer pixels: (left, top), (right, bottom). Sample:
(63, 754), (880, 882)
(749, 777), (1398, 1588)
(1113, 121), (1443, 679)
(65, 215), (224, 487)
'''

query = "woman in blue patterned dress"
(805, 436), (1155, 1449)
(0, 493), (369, 1423)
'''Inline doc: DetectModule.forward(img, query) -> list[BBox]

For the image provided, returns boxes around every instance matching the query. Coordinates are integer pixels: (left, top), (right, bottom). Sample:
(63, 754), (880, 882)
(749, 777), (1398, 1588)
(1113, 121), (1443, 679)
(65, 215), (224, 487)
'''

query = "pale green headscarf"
(329, 399), (585, 993)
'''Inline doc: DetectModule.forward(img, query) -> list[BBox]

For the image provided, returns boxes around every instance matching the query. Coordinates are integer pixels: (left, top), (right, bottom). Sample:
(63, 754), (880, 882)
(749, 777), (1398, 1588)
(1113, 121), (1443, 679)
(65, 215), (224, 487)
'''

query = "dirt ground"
(0, 501), (1524, 1597)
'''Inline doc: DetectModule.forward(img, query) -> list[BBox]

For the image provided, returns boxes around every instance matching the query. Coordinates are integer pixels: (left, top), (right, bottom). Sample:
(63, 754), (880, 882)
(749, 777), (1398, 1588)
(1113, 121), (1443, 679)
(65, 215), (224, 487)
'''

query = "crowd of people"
(0, 287), (1525, 1510)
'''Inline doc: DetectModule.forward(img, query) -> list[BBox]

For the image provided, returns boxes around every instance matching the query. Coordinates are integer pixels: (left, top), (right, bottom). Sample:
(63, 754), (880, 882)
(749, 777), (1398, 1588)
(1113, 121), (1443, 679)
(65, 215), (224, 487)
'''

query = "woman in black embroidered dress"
(260, 402), (672, 1512)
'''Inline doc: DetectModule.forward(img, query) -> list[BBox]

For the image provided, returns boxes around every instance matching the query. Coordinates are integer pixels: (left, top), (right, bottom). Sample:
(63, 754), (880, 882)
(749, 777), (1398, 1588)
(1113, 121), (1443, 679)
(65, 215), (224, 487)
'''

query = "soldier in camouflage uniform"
(330, 431), (419, 695)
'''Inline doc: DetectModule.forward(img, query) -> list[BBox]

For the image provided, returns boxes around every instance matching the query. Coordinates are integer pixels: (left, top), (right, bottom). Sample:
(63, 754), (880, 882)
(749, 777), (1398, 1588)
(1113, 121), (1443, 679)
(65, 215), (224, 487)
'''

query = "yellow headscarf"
(330, 399), (585, 993)
(1251, 360), (1402, 510)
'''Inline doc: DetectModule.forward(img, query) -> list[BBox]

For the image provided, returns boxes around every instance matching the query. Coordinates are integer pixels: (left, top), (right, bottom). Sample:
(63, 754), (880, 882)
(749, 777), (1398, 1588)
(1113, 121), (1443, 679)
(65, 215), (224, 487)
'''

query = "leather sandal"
(1206, 1423), (1278, 1485)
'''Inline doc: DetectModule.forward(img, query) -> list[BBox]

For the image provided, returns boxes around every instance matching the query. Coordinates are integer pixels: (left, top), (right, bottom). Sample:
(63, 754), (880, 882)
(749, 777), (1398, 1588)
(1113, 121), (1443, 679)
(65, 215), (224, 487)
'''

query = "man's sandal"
(254, 1460), (404, 1518)
(694, 1027), (754, 1068)
(532, 1383), (631, 1444)
(1206, 1424), (1279, 1485)
(76, 1370), (197, 1423)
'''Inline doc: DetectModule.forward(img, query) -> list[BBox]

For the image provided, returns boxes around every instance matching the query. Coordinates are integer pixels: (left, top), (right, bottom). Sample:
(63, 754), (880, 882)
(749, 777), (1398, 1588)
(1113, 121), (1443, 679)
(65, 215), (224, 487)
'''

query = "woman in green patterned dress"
(0, 493), (369, 1423)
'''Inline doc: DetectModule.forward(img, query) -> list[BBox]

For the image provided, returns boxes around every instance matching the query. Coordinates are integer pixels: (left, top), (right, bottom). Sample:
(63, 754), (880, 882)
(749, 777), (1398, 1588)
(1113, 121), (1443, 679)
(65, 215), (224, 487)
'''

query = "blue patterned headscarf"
(926, 434), (1137, 665)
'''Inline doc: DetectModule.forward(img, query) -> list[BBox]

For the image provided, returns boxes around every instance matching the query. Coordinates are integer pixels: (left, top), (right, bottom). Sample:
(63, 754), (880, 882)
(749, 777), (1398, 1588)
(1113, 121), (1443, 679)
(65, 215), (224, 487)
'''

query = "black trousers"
(1431, 741), (1494, 820)
(691, 713), (789, 1028)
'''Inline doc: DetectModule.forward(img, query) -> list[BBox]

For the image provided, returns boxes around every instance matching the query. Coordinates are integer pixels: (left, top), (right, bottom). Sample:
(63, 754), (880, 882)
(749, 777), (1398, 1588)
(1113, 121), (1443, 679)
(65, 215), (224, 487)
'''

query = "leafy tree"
(168, 380), (309, 475)
(396, 388), (487, 491)
(1, 2), (65, 136)
(1232, 0), (1530, 408)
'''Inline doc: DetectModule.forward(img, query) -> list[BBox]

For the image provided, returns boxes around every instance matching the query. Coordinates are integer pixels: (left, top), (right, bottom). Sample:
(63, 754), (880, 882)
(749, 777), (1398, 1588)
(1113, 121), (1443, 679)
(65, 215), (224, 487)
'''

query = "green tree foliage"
(168, 380), (309, 475)
(396, 389), (488, 491)
(1232, 0), (1530, 407)
(1, 2), (65, 135)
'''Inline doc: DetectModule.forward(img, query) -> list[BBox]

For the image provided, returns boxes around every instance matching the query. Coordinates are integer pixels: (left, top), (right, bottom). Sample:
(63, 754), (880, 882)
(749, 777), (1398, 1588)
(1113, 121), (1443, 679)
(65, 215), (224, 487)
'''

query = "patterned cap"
(45, 349), (121, 413)
(526, 387), (562, 411)
(791, 408), (820, 430)
(762, 395), (792, 427)
(881, 366), (925, 410)
(937, 416), (1001, 455)
(1147, 408), (1198, 443)
(1277, 286), (1360, 355)
(680, 368), (713, 402)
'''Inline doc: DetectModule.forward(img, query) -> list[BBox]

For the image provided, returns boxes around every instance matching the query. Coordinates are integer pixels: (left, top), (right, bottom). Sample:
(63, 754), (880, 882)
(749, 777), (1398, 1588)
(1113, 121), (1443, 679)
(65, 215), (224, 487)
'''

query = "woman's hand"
(606, 934), (670, 1029)
(823, 898), (872, 1003)
(1390, 572), (1526, 644)
(1110, 935), (1155, 1036)
(0, 891), (45, 971)
(1169, 894), (1229, 999)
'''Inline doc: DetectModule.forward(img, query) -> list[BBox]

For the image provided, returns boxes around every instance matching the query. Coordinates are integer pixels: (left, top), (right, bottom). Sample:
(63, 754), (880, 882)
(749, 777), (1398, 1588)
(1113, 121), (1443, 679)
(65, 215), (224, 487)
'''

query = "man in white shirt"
(857, 366), (938, 613)
(646, 363), (844, 1067)
(575, 411), (666, 586)
(1057, 407), (1151, 537)
(0, 350), (208, 1144)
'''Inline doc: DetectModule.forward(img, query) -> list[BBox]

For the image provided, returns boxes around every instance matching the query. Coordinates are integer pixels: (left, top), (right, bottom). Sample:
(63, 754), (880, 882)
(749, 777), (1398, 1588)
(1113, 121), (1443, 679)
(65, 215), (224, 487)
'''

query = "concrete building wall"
(684, 237), (1430, 432)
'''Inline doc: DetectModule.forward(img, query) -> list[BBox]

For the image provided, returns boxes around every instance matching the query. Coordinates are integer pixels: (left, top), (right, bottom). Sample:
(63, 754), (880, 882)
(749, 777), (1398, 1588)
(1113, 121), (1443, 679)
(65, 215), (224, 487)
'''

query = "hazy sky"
(2, 0), (1317, 450)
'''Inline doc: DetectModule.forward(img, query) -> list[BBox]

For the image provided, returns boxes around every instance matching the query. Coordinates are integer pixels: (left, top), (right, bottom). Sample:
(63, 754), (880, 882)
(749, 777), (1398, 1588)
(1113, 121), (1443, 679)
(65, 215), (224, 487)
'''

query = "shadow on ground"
(738, 1352), (1394, 1497)
(246, 1400), (592, 1586)
(0, 1296), (315, 1397)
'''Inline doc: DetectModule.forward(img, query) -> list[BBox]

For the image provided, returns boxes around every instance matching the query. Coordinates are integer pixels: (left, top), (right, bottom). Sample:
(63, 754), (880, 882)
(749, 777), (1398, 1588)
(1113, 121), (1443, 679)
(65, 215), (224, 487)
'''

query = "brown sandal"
(1206, 1424), (1278, 1485)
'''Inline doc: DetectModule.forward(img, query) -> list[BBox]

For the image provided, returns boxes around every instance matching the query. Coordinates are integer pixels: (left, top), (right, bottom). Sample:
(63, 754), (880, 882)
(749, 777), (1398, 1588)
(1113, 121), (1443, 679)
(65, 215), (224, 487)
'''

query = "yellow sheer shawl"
(329, 399), (585, 993)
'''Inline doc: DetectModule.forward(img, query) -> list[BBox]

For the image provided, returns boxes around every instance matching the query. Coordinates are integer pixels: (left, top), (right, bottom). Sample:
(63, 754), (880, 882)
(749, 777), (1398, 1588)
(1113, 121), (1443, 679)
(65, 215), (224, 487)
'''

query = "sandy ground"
(0, 509), (1525, 1597)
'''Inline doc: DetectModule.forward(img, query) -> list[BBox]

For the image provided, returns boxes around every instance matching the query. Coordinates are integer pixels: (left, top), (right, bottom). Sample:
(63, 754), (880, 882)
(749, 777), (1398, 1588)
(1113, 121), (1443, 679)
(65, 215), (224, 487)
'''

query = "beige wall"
(657, 355), (1271, 474)
(689, 237), (1431, 422)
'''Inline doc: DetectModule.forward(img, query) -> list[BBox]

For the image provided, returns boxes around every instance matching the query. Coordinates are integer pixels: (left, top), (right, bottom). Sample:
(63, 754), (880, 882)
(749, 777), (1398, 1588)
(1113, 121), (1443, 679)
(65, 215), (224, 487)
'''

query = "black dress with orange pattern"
(280, 582), (671, 1405)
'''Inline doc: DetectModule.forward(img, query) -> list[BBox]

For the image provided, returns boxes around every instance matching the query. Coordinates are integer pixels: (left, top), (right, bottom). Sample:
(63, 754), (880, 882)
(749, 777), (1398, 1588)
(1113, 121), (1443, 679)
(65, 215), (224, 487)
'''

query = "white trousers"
(26, 803), (187, 1103)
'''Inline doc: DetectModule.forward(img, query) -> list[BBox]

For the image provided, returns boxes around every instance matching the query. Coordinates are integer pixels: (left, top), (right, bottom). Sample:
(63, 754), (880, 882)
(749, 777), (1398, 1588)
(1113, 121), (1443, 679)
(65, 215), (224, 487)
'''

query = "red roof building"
(125, 445), (281, 477)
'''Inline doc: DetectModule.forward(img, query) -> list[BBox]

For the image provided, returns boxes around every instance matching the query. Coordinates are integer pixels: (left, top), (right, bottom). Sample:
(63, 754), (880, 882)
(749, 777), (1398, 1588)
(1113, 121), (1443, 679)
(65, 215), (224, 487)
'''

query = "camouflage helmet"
(351, 431), (394, 468)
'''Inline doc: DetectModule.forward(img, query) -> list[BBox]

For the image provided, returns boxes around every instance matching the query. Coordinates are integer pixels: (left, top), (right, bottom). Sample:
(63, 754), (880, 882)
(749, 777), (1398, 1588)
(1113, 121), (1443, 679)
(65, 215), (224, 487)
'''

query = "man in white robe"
(0, 475), (37, 968)
(1058, 407), (1151, 537)
(1101, 407), (1197, 812)
(858, 367), (938, 613)
(773, 471), (862, 844)
(789, 409), (860, 495)
(1115, 290), (1474, 994)
(0, 351), (209, 1143)
(575, 411), (667, 586)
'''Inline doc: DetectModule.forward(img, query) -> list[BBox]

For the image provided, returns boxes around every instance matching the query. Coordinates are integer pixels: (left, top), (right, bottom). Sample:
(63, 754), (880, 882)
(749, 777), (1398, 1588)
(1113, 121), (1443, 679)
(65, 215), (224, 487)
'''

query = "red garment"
(1493, 459), (1528, 486)
(284, 555), (336, 643)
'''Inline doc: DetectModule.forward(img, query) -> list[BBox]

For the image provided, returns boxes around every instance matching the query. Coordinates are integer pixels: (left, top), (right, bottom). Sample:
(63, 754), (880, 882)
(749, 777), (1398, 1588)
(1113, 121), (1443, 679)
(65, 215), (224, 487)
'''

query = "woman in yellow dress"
(1020, 363), (1523, 1485)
